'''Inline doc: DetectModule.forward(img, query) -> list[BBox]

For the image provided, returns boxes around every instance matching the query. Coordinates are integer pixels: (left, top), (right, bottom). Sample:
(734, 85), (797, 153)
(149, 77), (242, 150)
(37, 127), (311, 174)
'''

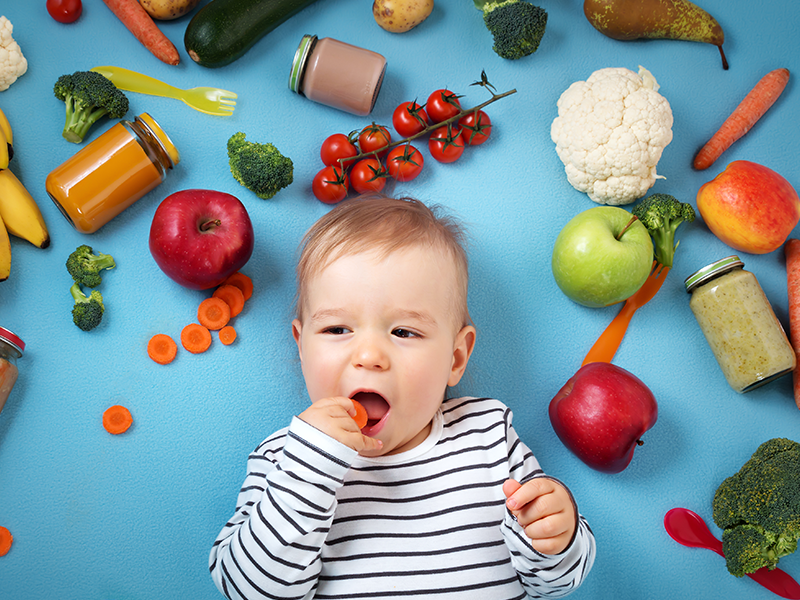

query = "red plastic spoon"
(664, 507), (800, 599)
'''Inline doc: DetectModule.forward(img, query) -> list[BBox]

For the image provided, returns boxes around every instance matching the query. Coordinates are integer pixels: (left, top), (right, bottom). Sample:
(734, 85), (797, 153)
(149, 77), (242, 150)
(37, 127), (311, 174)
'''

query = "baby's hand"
(299, 397), (382, 454)
(503, 478), (577, 555)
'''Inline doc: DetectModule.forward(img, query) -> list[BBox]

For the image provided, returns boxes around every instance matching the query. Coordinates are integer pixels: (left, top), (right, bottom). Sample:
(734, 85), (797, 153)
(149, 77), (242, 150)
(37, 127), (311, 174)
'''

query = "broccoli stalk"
(66, 244), (116, 288)
(712, 438), (800, 577)
(227, 132), (294, 200)
(475, 0), (548, 60)
(631, 194), (696, 268)
(53, 71), (129, 144)
(70, 282), (105, 332)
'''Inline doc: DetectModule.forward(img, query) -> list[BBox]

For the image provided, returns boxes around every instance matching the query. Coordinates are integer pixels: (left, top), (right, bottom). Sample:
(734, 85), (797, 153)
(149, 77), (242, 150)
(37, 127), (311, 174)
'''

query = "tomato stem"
(337, 86), (518, 170)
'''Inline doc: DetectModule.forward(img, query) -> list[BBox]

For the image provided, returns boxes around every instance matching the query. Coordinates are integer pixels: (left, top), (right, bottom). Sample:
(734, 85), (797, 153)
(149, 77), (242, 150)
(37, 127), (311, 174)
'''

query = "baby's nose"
(352, 336), (389, 370)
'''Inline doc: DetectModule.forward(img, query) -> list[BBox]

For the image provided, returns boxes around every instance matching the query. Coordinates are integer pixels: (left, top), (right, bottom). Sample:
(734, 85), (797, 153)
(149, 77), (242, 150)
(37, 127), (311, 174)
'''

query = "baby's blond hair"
(295, 194), (470, 327)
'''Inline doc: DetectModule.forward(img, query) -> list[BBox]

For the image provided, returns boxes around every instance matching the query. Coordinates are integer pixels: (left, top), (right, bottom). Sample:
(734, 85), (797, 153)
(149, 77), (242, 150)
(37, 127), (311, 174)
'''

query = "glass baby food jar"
(289, 34), (387, 116)
(0, 327), (24, 415)
(46, 113), (180, 234)
(685, 255), (796, 393)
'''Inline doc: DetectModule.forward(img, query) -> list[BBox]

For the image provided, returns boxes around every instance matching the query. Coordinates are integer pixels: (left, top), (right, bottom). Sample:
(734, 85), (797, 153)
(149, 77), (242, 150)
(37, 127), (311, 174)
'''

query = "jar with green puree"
(685, 256), (796, 393)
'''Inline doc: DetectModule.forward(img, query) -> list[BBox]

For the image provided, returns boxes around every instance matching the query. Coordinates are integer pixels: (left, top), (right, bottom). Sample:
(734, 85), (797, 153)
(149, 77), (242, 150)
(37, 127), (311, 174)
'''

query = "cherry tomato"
(459, 110), (492, 146)
(350, 158), (387, 194)
(386, 144), (424, 182)
(392, 101), (428, 138)
(428, 124), (464, 163)
(320, 133), (358, 168)
(47, 0), (82, 23)
(357, 124), (392, 157)
(312, 166), (349, 204)
(426, 89), (462, 123)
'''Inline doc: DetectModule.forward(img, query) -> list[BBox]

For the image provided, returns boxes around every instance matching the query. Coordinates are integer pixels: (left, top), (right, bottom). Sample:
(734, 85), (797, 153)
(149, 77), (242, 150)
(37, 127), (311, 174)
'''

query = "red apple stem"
(199, 219), (222, 232)
(616, 216), (639, 241)
(636, 439), (644, 446)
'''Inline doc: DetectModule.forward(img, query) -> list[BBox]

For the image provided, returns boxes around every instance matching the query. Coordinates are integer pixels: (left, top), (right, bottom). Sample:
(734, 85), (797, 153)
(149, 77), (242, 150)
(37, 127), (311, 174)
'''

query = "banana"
(0, 128), (8, 170)
(0, 213), (10, 282)
(0, 169), (50, 249)
(0, 107), (12, 167)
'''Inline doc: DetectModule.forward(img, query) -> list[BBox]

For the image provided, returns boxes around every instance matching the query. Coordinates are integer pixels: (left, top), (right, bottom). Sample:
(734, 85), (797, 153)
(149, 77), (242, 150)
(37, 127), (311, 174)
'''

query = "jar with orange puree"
(46, 113), (180, 234)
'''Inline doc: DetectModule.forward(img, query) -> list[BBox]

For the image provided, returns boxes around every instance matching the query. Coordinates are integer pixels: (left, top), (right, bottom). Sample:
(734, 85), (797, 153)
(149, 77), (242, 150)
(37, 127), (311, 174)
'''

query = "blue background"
(1, 0), (799, 598)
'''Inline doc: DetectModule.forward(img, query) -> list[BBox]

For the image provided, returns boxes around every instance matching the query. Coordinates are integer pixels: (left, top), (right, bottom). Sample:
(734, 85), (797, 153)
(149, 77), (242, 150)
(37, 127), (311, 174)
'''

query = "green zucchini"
(184, 0), (321, 68)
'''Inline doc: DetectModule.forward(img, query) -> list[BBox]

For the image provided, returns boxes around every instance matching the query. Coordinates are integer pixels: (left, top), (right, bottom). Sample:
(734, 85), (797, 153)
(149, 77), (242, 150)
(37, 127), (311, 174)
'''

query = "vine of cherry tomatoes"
(312, 87), (494, 204)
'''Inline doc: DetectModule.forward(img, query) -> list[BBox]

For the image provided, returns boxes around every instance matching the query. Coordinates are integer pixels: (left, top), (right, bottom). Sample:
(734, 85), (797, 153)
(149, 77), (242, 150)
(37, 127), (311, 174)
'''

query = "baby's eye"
(323, 326), (350, 335)
(392, 328), (418, 339)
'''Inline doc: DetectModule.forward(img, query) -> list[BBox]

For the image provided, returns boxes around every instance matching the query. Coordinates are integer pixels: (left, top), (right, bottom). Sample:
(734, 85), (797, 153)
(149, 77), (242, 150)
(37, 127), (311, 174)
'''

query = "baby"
(210, 194), (595, 599)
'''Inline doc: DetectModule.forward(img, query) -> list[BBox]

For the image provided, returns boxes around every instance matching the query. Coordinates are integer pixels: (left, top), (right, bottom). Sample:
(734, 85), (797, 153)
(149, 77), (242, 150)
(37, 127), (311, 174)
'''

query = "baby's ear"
(291, 319), (303, 360)
(448, 325), (476, 387)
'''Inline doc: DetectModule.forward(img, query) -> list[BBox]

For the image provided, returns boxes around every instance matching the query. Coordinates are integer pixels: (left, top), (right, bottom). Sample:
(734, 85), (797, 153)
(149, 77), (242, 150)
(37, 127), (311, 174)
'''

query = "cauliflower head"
(0, 16), (27, 92)
(550, 66), (673, 206)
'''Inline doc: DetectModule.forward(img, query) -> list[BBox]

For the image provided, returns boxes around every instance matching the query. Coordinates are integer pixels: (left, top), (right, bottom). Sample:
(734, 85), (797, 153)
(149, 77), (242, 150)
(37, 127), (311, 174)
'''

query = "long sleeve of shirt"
(500, 407), (596, 598)
(209, 397), (595, 600)
(209, 417), (356, 599)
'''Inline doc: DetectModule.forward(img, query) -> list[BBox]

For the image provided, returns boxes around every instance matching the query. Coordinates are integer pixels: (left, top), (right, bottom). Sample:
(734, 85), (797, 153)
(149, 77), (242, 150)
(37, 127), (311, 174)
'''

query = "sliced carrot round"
(0, 526), (12, 556)
(351, 399), (368, 429)
(181, 323), (212, 354)
(223, 272), (253, 301)
(103, 405), (133, 435)
(219, 325), (237, 346)
(147, 333), (177, 365)
(197, 297), (230, 331)
(213, 284), (245, 318)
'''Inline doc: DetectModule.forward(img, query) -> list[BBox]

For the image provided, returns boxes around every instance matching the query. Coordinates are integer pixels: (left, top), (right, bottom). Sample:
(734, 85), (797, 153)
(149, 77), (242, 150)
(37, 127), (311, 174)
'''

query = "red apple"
(149, 189), (254, 290)
(697, 160), (800, 254)
(549, 362), (658, 473)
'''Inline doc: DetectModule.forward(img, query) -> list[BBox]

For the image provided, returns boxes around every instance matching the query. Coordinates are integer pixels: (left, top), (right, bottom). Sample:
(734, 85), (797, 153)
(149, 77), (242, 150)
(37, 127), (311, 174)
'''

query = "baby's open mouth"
(351, 391), (390, 428)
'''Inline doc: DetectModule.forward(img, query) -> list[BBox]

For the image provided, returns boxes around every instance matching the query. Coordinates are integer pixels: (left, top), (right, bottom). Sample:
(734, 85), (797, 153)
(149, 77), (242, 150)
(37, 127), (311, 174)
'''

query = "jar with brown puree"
(685, 256), (796, 393)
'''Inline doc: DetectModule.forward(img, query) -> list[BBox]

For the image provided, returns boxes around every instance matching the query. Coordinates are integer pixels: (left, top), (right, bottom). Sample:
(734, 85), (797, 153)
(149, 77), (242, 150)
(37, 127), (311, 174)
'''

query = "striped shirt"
(209, 396), (596, 599)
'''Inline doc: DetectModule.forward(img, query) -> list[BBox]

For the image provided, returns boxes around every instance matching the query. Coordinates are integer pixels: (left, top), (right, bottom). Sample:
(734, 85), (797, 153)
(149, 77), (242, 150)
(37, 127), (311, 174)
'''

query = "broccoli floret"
(227, 132), (293, 200)
(631, 193), (696, 268)
(477, 0), (548, 60)
(70, 282), (105, 332)
(66, 244), (116, 288)
(54, 71), (129, 144)
(712, 438), (800, 577)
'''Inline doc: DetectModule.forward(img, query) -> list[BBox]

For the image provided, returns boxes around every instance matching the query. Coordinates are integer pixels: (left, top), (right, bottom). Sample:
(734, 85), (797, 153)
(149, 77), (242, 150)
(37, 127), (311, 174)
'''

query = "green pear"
(584, 0), (728, 69)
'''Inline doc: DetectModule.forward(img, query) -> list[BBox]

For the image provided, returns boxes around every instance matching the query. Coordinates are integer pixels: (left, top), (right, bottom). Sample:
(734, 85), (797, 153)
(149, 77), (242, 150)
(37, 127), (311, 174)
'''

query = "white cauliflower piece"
(0, 16), (27, 92)
(550, 66), (673, 206)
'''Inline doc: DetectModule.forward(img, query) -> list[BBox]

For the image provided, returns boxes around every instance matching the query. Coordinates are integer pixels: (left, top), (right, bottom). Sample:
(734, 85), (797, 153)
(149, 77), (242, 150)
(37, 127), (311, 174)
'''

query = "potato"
(139, 0), (201, 20)
(373, 0), (434, 33)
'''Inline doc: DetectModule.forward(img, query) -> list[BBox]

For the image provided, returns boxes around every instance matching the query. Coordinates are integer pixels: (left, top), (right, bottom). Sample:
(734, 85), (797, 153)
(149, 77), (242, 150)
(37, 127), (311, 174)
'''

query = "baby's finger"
(505, 477), (558, 516)
(520, 511), (570, 541)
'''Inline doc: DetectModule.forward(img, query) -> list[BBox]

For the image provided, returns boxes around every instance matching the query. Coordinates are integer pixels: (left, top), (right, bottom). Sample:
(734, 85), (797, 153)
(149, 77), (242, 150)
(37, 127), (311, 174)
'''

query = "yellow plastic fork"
(91, 66), (237, 116)
(581, 261), (669, 366)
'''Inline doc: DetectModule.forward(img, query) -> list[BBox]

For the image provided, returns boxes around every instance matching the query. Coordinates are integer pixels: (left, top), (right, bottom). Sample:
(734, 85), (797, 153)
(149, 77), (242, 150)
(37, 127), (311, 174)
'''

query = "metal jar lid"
(684, 255), (744, 293)
(288, 34), (317, 94)
(0, 326), (24, 356)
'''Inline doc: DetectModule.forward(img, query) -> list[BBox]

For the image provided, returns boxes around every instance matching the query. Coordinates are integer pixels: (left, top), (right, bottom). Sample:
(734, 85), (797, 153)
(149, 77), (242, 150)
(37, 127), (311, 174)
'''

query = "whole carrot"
(693, 68), (790, 171)
(785, 238), (800, 411)
(101, 0), (180, 66)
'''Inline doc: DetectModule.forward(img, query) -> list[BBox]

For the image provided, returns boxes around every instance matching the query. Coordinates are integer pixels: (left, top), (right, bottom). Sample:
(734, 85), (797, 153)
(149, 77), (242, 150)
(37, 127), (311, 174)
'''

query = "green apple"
(552, 206), (653, 307)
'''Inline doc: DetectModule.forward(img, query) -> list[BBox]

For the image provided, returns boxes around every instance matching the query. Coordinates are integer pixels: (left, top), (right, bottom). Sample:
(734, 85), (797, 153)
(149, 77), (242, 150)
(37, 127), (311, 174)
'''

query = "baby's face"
(292, 246), (474, 456)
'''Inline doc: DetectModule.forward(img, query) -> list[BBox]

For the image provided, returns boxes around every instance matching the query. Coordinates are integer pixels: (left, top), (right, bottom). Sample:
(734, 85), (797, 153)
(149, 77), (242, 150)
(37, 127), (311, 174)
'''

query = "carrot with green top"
(147, 333), (177, 364)
(0, 526), (12, 556)
(785, 238), (800, 410)
(219, 325), (237, 346)
(213, 284), (245, 318)
(103, 405), (133, 434)
(198, 297), (230, 331)
(694, 68), (790, 171)
(223, 272), (253, 301)
(182, 323), (212, 353)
